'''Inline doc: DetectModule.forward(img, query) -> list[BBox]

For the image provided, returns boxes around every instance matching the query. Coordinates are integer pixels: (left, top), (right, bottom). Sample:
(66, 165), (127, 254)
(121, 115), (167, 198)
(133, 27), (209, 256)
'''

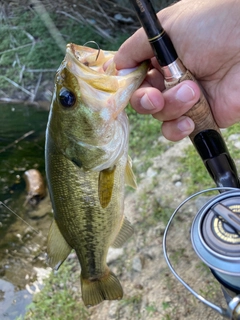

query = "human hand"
(114, 0), (240, 141)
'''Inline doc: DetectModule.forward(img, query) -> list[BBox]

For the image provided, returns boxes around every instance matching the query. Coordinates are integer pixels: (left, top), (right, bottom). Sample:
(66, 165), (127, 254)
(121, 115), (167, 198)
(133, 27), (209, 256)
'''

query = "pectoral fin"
(98, 166), (115, 209)
(125, 156), (137, 189)
(111, 216), (134, 248)
(47, 220), (72, 270)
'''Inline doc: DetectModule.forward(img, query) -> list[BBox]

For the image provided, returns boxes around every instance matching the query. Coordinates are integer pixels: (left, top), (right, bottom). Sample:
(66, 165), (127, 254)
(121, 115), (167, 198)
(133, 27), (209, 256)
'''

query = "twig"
(8, 26), (35, 42)
(31, 72), (42, 102)
(25, 68), (56, 72)
(0, 43), (33, 55)
(77, 3), (116, 24)
(94, 0), (114, 27)
(56, 10), (80, 23)
(0, 130), (35, 154)
(19, 65), (26, 82)
(0, 76), (34, 97)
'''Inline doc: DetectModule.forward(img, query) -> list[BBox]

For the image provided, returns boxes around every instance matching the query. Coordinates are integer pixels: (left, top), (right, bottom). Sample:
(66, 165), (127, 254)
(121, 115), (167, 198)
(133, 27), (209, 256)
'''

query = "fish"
(45, 43), (149, 307)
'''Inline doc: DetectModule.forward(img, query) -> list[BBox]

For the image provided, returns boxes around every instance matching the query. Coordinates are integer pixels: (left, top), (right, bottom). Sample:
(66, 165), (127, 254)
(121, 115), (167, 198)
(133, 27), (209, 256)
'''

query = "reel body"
(163, 188), (240, 319)
(191, 190), (240, 295)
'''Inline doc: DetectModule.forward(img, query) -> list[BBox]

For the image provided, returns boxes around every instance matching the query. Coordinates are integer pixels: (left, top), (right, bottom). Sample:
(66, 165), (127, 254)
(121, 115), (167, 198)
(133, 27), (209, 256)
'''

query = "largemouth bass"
(45, 43), (148, 306)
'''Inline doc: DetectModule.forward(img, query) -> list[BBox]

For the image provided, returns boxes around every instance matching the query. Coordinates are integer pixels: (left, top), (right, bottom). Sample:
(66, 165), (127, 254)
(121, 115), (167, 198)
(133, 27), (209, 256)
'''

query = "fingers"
(161, 117), (195, 141)
(114, 28), (153, 69)
(130, 80), (201, 141)
(153, 81), (200, 121)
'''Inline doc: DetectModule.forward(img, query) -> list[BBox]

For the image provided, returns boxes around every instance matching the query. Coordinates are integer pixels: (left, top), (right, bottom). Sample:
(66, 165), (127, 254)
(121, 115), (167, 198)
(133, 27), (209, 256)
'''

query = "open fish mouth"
(66, 43), (115, 73)
(66, 43), (139, 78)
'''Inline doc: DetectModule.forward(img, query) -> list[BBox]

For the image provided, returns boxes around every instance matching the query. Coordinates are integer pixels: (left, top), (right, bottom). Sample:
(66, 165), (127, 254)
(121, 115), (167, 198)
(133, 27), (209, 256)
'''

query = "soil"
(85, 138), (226, 320)
(1, 117), (228, 319)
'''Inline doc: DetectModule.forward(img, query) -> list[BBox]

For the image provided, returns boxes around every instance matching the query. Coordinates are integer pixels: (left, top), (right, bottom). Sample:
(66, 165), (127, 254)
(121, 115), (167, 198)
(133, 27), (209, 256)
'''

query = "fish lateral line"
(0, 201), (39, 234)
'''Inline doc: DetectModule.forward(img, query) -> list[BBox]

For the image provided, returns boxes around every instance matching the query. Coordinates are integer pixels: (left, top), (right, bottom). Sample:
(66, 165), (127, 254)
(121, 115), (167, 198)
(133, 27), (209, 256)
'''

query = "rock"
(107, 248), (124, 264)
(114, 13), (134, 24)
(146, 167), (157, 179)
(172, 174), (181, 183)
(175, 181), (182, 187)
(228, 134), (240, 149)
(27, 194), (51, 218)
(228, 134), (240, 141)
(108, 301), (119, 318)
(23, 169), (47, 206)
(234, 141), (240, 149)
(132, 255), (144, 272)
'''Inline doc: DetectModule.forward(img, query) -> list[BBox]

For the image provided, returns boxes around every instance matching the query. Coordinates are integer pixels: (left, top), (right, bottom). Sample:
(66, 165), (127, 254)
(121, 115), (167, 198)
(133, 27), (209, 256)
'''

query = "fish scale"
(45, 43), (149, 306)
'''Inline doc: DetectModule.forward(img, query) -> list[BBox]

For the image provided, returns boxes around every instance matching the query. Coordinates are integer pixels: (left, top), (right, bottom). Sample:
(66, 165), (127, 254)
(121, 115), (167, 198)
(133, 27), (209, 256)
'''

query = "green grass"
(179, 123), (240, 194)
(127, 105), (170, 176)
(127, 106), (162, 157)
(0, 9), (130, 97)
(21, 259), (88, 320)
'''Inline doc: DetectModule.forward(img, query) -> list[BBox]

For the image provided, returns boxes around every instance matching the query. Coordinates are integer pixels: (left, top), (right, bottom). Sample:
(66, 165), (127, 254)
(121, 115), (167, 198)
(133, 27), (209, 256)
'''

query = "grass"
(179, 123), (240, 195)
(0, 7), (130, 100)
(20, 258), (88, 320)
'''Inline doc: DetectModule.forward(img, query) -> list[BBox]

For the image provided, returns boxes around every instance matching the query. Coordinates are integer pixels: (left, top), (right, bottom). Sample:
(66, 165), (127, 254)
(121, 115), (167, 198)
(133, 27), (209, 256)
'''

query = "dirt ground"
(85, 138), (227, 320)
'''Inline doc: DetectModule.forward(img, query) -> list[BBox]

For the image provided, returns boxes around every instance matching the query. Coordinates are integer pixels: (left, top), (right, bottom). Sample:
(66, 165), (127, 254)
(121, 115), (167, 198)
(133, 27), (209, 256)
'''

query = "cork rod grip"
(165, 70), (220, 141)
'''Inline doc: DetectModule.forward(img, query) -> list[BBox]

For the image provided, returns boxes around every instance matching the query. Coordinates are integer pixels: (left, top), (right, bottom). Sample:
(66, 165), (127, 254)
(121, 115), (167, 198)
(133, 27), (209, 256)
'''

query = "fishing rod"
(130, 0), (240, 190)
(130, 0), (240, 318)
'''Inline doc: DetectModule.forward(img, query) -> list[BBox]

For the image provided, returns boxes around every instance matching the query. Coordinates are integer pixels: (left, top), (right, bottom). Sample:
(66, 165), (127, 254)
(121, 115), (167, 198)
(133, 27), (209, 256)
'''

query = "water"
(0, 104), (48, 229)
(0, 103), (52, 319)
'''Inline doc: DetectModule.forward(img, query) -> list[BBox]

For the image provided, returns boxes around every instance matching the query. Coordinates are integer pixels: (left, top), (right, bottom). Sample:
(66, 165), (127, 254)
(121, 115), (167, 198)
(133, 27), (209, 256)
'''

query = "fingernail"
(103, 58), (113, 71)
(140, 93), (155, 110)
(177, 116), (194, 133)
(176, 84), (195, 103)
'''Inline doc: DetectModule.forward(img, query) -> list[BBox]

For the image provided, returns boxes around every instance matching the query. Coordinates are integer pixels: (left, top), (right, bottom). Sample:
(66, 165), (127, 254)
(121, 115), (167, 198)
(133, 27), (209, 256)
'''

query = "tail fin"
(80, 270), (123, 307)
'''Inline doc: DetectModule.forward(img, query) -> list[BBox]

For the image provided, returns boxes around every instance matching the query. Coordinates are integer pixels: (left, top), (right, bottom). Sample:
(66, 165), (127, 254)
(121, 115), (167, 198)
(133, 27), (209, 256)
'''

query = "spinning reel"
(130, 0), (240, 318)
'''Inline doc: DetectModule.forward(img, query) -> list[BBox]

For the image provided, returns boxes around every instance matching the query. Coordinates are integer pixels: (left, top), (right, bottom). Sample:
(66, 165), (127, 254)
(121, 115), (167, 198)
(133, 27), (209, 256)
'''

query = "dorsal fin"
(125, 156), (137, 189)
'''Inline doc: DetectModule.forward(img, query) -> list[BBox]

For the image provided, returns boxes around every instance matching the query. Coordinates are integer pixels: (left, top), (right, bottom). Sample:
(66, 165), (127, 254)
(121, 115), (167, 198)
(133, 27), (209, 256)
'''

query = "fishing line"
(0, 201), (39, 234)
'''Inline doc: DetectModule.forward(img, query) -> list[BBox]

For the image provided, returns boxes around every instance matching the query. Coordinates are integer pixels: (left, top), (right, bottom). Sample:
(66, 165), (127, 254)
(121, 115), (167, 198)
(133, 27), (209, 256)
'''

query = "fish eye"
(59, 88), (76, 108)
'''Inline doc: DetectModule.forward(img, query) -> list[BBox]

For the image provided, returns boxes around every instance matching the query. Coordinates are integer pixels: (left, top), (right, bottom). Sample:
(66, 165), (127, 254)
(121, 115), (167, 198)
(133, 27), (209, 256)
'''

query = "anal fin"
(111, 216), (134, 248)
(47, 219), (72, 270)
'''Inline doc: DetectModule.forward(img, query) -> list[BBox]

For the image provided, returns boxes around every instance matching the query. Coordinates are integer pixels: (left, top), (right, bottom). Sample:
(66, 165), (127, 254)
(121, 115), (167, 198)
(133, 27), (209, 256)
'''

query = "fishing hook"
(83, 40), (101, 61)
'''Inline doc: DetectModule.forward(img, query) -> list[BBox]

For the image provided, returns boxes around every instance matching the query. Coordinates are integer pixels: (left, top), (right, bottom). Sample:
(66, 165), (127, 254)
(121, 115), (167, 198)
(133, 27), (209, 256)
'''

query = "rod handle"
(164, 69), (220, 141)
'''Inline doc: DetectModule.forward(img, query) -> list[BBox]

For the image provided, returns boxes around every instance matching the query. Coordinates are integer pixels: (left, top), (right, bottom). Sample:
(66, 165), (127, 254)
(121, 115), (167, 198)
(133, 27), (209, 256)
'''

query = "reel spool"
(191, 190), (240, 296)
(163, 187), (240, 319)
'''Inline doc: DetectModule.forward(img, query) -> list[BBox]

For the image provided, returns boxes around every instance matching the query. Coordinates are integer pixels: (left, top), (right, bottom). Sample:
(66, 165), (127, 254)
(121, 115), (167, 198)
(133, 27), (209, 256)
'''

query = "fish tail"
(80, 270), (123, 307)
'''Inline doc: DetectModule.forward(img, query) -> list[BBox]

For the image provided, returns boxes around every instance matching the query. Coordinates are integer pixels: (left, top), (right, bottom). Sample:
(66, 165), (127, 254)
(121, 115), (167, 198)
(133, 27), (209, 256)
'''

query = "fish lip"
(66, 43), (107, 70)
(66, 43), (83, 67)
(66, 43), (143, 76)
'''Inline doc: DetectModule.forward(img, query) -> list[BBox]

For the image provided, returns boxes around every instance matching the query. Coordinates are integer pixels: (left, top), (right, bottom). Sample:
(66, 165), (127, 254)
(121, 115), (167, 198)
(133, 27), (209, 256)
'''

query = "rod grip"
(164, 70), (220, 141)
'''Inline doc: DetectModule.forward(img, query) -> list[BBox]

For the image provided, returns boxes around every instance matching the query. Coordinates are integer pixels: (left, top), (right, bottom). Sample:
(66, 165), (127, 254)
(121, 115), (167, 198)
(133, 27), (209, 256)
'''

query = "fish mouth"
(66, 43), (139, 77)
(63, 43), (149, 109)
(66, 43), (113, 74)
